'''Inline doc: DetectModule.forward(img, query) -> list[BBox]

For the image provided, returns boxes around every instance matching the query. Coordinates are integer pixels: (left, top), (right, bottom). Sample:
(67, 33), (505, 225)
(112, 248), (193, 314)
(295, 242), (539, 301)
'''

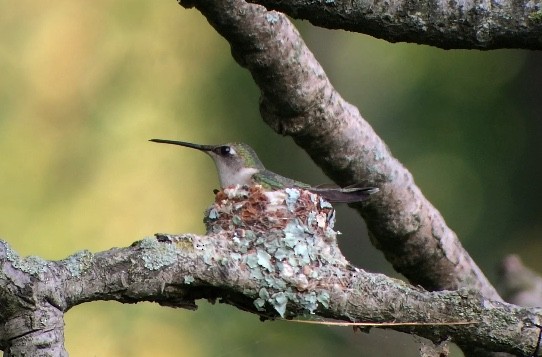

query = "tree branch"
(247, 0), (542, 50)
(1, 188), (541, 355)
(179, 0), (502, 301)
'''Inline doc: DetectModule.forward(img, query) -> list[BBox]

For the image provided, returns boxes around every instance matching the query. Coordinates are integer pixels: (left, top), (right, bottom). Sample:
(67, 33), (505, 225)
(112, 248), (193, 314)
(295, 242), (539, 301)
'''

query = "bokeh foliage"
(1, 1), (540, 356)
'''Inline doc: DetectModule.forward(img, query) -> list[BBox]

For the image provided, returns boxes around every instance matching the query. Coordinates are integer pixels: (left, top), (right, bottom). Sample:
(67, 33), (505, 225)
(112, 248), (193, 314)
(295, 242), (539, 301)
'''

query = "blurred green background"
(1, 1), (540, 356)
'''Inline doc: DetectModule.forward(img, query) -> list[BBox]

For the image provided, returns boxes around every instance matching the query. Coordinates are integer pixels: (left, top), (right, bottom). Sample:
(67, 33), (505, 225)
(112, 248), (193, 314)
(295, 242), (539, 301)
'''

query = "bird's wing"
(308, 186), (379, 203)
(252, 171), (310, 190)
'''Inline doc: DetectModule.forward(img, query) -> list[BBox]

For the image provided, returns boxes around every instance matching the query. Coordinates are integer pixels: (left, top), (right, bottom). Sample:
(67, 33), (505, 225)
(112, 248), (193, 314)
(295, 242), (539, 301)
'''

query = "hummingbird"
(149, 139), (378, 203)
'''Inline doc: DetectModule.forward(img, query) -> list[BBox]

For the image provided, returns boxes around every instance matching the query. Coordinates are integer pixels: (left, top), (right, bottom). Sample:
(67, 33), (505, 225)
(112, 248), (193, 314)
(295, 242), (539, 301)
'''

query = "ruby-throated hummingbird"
(150, 139), (378, 203)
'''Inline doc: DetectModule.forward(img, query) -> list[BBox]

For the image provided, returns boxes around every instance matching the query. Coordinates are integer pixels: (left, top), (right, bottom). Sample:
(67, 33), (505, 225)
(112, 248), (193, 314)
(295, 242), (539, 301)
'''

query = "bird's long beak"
(149, 139), (215, 152)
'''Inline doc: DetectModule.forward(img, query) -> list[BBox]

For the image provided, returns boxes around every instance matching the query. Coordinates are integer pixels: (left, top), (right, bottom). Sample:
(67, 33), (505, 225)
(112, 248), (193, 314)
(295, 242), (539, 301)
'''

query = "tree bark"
(247, 0), (542, 49)
(1, 187), (541, 355)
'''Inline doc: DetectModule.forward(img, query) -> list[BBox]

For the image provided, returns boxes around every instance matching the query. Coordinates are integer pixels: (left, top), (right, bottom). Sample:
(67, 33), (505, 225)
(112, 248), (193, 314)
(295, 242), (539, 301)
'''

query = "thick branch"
(66, 237), (541, 355)
(0, 249), (67, 356)
(248, 0), (542, 50)
(179, 0), (501, 301)
(1, 188), (541, 355)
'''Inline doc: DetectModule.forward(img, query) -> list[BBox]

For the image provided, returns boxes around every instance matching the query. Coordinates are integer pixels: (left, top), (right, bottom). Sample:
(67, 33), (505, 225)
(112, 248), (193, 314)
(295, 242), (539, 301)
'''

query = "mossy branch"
(0, 188), (541, 355)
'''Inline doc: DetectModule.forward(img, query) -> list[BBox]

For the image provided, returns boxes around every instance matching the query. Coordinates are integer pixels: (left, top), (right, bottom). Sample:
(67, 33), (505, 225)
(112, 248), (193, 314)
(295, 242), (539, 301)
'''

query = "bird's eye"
(219, 146), (231, 155)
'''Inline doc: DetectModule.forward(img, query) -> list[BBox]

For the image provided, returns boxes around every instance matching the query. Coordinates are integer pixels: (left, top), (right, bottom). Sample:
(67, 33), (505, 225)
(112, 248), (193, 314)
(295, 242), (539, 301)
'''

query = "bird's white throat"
(218, 166), (259, 187)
